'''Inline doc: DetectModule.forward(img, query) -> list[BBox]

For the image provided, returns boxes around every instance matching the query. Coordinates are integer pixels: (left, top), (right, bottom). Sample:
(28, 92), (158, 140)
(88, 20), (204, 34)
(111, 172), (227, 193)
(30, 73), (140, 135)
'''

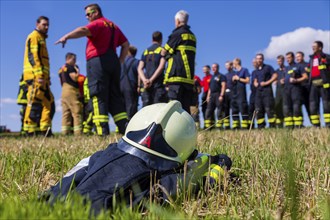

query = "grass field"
(0, 128), (329, 219)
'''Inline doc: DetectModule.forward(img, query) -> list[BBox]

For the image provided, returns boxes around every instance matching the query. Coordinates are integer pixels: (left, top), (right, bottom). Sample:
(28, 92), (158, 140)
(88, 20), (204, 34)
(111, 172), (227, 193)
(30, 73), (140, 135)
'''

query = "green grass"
(0, 128), (329, 219)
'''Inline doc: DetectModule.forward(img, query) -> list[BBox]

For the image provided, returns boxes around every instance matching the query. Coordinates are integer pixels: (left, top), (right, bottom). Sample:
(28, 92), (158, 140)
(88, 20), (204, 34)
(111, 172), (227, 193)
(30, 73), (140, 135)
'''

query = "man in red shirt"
(306, 41), (330, 127)
(200, 65), (212, 127)
(55, 3), (129, 135)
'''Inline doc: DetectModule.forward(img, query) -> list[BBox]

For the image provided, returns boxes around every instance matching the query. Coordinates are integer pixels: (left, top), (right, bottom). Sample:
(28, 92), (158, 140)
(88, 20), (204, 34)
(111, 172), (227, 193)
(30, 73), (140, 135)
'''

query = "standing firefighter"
(274, 55), (286, 128)
(55, 3), (129, 135)
(307, 41), (330, 127)
(282, 52), (308, 128)
(58, 53), (83, 135)
(23, 16), (54, 136)
(224, 61), (236, 129)
(17, 73), (28, 135)
(296, 51), (310, 121)
(138, 31), (168, 107)
(248, 59), (258, 128)
(254, 53), (277, 128)
(231, 58), (250, 129)
(204, 63), (226, 130)
(120, 46), (140, 120)
(162, 10), (196, 113)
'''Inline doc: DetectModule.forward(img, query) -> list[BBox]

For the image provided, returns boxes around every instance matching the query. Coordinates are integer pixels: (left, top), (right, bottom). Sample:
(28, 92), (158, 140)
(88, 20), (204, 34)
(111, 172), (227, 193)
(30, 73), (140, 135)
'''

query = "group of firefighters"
(193, 42), (330, 130)
(16, 5), (330, 136)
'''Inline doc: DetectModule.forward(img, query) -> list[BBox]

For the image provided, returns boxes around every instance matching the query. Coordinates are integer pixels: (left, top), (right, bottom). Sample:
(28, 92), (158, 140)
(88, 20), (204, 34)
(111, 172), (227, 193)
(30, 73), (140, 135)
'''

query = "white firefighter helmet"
(122, 100), (197, 164)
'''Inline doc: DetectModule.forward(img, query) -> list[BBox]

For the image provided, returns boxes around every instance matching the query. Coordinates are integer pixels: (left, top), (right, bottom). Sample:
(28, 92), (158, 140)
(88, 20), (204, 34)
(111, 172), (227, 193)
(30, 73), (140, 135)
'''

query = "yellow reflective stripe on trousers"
(62, 126), (72, 131)
(24, 124), (38, 132)
(164, 44), (174, 54)
(323, 83), (330, 88)
(204, 119), (212, 128)
(310, 115), (319, 119)
(241, 120), (248, 128)
(93, 115), (109, 123)
(73, 125), (82, 131)
(284, 117), (293, 126)
(284, 117), (293, 122)
(40, 123), (51, 131)
(324, 113), (330, 123)
(318, 65), (326, 70)
(268, 117), (276, 123)
(232, 120), (239, 128)
(113, 112), (128, 122)
(293, 116), (303, 126)
(223, 119), (230, 127)
(216, 120), (222, 127)
(257, 118), (265, 124)
(310, 114), (320, 124)
(92, 96), (103, 134)
(92, 97), (100, 116)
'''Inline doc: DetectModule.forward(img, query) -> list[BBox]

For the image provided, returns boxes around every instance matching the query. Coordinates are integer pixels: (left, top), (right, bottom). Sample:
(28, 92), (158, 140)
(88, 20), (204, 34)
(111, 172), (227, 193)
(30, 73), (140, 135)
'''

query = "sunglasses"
(86, 10), (95, 17)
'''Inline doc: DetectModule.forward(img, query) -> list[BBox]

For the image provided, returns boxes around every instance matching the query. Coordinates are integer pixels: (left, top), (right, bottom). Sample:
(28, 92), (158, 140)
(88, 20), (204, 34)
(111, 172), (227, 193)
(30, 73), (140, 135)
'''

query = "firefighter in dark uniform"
(296, 51), (311, 123)
(224, 61), (236, 129)
(17, 73), (28, 135)
(274, 55), (286, 128)
(56, 3), (129, 135)
(283, 52), (308, 128)
(120, 46), (140, 120)
(248, 59), (258, 128)
(232, 58), (250, 129)
(205, 63), (226, 130)
(138, 31), (168, 107)
(161, 10), (196, 113)
(254, 53), (278, 128)
(306, 41), (330, 127)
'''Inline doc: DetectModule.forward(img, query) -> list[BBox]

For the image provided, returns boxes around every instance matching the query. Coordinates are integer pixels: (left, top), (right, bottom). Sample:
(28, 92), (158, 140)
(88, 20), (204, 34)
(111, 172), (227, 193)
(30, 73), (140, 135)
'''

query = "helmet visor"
(126, 122), (178, 158)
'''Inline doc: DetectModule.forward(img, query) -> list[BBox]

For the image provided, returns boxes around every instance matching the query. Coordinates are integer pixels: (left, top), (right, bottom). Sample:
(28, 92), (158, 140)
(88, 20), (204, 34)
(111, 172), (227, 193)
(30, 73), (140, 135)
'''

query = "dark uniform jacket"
(45, 141), (232, 215)
(164, 25), (196, 85)
(141, 43), (164, 88)
(307, 52), (330, 88)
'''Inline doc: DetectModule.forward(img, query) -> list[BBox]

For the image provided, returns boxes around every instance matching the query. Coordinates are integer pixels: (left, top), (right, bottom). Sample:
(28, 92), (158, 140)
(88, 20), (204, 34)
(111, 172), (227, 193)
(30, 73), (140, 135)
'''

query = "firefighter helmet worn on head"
(121, 100), (197, 164)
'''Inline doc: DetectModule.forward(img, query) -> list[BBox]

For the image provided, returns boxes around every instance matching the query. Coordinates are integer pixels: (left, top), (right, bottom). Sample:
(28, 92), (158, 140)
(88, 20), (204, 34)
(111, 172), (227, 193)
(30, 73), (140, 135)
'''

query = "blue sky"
(1, 0), (329, 132)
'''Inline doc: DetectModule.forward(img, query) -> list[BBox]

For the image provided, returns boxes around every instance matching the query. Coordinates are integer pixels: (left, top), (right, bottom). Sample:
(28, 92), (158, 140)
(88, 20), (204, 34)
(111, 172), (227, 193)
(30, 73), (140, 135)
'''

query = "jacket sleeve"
(158, 154), (232, 203)
(27, 35), (44, 78)
(45, 151), (104, 204)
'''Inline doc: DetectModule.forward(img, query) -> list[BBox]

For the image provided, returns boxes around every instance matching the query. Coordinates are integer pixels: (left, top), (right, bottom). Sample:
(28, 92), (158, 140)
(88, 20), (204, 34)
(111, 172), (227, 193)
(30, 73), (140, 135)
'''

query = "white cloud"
(0, 98), (17, 108)
(9, 114), (21, 120)
(55, 98), (62, 112)
(263, 27), (330, 60)
(0, 98), (17, 104)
